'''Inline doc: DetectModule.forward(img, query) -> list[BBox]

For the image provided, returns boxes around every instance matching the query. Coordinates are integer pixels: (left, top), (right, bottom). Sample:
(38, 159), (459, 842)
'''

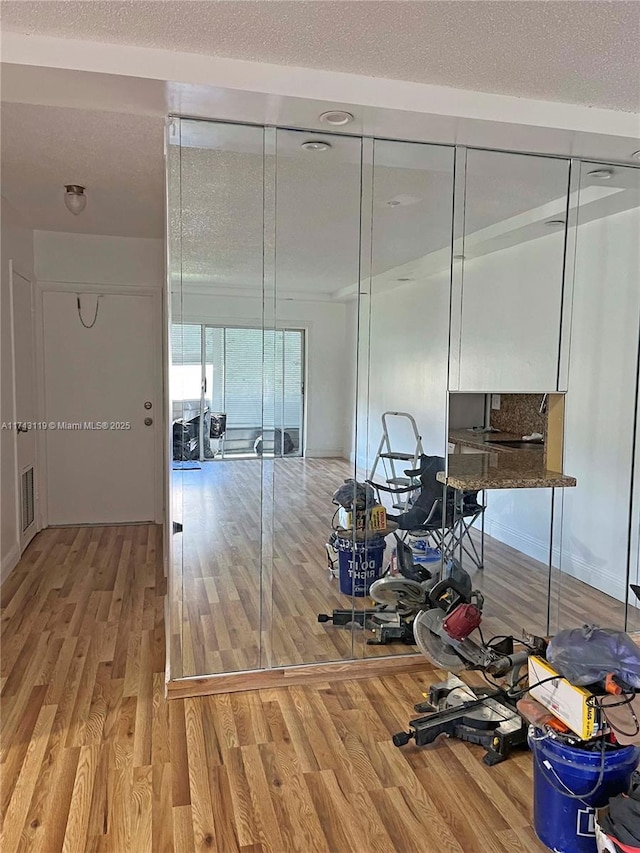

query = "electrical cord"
(590, 692), (640, 739)
(77, 294), (101, 329)
(532, 724), (607, 804)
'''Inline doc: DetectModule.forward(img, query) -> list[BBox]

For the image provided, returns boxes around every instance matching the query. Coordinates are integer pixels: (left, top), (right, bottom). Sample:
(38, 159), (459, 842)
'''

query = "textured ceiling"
(0, 102), (164, 237)
(2, 1), (639, 112)
(172, 120), (577, 293)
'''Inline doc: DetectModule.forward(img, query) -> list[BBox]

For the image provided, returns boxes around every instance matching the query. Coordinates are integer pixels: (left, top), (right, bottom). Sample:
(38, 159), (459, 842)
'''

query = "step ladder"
(369, 412), (424, 511)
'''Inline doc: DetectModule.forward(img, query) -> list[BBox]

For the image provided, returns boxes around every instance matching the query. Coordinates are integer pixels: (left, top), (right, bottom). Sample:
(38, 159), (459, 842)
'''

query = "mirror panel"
(169, 119), (266, 676)
(555, 161), (640, 632)
(448, 147), (571, 642)
(362, 139), (455, 657)
(456, 149), (570, 393)
(270, 128), (363, 665)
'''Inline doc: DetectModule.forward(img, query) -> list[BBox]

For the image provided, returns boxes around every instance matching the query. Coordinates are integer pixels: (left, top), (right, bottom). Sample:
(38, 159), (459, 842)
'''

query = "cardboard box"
(369, 505), (387, 532)
(528, 656), (600, 740)
(338, 505), (386, 532)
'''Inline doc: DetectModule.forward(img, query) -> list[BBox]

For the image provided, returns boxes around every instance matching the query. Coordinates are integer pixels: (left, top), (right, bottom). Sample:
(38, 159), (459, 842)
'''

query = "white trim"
(3, 32), (638, 140)
(0, 544), (20, 586)
(9, 262), (40, 552)
(484, 516), (550, 565)
(37, 280), (159, 295)
(484, 517), (628, 604)
(304, 448), (345, 459)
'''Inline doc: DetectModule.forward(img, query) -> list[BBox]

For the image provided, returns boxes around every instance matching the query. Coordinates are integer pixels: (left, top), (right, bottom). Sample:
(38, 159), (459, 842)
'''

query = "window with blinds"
(171, 324), (304, 451)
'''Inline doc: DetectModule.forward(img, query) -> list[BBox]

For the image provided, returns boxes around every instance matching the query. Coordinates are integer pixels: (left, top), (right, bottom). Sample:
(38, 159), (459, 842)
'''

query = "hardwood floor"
(173, 456), (629, 679)
(2, 524), (551, 851)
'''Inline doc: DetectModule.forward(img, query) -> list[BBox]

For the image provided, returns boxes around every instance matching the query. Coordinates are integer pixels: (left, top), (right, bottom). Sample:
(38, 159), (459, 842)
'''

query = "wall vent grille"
(21, 467), (34, 532)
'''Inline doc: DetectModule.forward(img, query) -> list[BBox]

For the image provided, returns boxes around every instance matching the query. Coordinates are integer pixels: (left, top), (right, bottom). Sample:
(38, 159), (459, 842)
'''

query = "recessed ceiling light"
(588, 168), (615, 180)
(396, 277), (413, 282)
(453, 254), (465, 260)
(387, 200), (401, 207)
(301, 140), (332, 152)
(632, 150), (640, 161)
(545, 219), (566, 227)
(319, 110), (354, 126)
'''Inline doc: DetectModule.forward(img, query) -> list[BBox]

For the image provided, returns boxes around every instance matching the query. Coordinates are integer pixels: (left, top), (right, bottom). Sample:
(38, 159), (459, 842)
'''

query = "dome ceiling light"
(64, 184), (87, 215)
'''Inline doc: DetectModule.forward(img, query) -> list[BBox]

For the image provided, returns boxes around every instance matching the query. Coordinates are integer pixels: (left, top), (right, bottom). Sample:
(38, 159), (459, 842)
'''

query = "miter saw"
(318, 536), (462, 645)
(392, 576), (547, 764)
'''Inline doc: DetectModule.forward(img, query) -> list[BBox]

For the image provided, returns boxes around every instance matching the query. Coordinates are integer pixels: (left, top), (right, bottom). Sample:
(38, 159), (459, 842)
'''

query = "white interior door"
(10, 264), (38, 550)
(42, 290), (158, 525)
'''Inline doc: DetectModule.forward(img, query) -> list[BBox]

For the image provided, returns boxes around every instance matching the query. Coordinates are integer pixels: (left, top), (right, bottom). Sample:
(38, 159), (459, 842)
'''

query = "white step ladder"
(369, 412), (424, 510)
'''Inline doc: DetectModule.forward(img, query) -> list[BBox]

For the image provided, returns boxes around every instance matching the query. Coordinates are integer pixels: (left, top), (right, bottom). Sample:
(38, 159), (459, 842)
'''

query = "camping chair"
(367, 454), (485, 571)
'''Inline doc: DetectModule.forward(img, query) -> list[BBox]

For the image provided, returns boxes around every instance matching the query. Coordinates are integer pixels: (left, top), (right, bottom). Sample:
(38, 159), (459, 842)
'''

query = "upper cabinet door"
(450, 149), (570, 392)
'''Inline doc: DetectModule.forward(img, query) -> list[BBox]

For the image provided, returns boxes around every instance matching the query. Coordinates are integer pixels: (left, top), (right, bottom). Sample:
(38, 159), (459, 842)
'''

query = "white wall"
(34, 230), (164, 286)
(457, 230), (566, 393)
(558, 206), (640, 606)
(348, 274), (487, 475)
(175, 291), (350, 457)
(1, 198), (34, 580)
(480, 208), (640, 607)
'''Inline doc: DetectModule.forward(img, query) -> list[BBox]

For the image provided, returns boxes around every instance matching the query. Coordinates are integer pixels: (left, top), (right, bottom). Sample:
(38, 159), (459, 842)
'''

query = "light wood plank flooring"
(2, 524), (552, 852)
(173, 457), (629, 678)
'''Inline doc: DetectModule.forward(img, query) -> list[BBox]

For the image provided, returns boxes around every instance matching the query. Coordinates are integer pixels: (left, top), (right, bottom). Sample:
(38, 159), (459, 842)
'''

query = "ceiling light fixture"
(587, 168), (615, 180)
(387, 200), (401, 207)
(545, 219), (566, 227)
(453, 254), (466, 260)
(301, 140), (331, 152)
(396, 277), (413, 282)
(319, 110), (354, 126)
(631, 150), (640, 161)
(64, 184), (87, 215)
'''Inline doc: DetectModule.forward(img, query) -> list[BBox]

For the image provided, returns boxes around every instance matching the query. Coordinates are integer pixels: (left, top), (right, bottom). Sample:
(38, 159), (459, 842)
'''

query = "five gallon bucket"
(409, 540), (442, 573)
(336, 536), (386, 596)
(529, 729), (640, 853)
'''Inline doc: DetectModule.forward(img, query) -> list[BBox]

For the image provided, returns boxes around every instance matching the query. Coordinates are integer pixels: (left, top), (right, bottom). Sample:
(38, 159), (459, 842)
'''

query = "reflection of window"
(171, 323), (304, 434)
(170, 323), (201, 403)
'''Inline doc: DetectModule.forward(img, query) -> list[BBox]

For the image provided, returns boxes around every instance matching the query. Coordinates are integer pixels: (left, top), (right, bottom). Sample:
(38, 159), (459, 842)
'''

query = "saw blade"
(368, 578), (426, 615)
(413, 608), (466, 671)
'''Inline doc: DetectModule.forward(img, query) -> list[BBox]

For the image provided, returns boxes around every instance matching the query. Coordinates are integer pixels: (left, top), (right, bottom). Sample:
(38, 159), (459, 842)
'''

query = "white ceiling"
(0, 102), (165, 237)
(2, 1), (639, 112)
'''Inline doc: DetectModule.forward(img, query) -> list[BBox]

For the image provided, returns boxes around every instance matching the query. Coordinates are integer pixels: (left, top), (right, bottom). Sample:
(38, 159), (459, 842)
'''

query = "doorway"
(171, 323), (305, 461)
(41, 289), (160, 525)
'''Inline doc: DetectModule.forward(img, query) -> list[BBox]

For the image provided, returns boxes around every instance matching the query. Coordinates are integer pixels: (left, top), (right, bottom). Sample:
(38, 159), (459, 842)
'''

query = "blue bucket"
(528, 729), (640, 853)
(336, 536), (386, 596)
(412, 546), (441, 572)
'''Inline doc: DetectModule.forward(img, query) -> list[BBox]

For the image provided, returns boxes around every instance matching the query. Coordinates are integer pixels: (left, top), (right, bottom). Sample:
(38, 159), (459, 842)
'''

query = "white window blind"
(171, 324), (304, 433)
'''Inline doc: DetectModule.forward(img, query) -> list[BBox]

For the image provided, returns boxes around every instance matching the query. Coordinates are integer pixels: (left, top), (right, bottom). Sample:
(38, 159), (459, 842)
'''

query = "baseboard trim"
(166, 653), (432, 699)
(0, 544), (20, 586)
(304, 448), (346, 459)
(484, 517), (628, 602)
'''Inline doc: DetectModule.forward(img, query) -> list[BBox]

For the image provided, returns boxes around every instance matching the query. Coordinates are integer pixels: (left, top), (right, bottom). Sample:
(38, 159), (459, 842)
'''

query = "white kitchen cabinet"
(450, 149), (570, 393)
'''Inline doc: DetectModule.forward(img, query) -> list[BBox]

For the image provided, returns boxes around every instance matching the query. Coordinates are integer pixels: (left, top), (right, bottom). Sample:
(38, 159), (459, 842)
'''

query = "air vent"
(21, 467), (34, 532)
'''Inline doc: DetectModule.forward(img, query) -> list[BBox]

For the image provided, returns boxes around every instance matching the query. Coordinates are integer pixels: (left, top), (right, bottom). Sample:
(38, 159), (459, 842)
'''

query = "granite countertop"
(448, 429), (544, 455)
(437, 453), (577, 490)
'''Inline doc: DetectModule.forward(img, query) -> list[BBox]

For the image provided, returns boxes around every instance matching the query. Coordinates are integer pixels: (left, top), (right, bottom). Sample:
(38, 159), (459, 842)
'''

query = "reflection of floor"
(173, 457), (630, 679)
(2, 529), (548, 852)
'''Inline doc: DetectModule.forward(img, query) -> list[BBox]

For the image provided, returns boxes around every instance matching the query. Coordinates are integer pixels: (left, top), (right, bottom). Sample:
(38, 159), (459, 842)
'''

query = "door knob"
(144, 401), (152, 410)
(144, 417), (153, 426)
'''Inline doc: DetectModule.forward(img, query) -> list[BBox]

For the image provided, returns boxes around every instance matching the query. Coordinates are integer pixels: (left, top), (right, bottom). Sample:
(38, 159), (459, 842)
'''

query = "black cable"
(590, 692), (640, 739)
(507, 674), (565, 701)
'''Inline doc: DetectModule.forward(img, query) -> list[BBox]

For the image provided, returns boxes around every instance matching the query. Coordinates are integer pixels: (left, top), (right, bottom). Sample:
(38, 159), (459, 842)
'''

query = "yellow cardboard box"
(528, 656), (600, 740)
